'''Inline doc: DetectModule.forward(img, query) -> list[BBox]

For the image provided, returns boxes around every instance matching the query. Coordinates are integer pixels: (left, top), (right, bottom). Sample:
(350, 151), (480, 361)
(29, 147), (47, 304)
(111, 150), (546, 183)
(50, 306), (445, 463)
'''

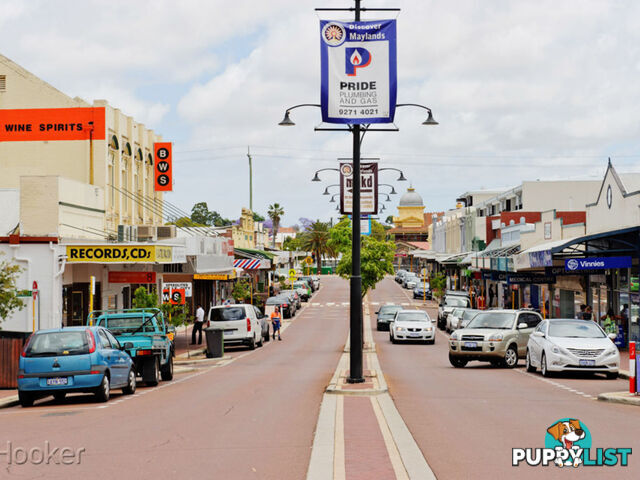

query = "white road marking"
(513, 369), (597, 400)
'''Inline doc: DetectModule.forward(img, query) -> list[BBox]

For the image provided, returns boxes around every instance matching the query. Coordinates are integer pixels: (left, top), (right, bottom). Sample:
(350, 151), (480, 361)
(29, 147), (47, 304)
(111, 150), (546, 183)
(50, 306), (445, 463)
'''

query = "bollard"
(630, 341), (636, 395)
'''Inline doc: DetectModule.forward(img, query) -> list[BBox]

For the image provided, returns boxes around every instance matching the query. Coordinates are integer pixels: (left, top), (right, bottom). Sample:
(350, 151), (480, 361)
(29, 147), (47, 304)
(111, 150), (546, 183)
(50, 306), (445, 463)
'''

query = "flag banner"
(339, 162), (378, 215)
(320, 20), (397, 124)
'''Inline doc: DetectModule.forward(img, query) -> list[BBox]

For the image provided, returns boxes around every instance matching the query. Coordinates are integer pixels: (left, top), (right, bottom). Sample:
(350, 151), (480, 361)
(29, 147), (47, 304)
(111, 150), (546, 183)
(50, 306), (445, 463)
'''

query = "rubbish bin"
(204, 327), (224, 358)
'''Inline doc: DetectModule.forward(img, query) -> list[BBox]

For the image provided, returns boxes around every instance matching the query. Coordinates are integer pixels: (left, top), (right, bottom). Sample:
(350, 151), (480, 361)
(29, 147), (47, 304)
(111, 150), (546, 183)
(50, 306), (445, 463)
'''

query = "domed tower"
(393, 187), (425, 229)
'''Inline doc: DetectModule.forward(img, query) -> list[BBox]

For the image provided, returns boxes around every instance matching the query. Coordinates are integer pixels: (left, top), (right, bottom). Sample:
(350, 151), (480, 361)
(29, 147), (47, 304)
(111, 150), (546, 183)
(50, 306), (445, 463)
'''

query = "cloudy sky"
(3, 0), (640, 226)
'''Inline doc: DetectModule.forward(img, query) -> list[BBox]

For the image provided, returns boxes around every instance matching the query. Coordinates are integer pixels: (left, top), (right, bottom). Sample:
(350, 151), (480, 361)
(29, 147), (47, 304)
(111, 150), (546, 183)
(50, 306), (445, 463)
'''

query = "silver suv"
(448, 309), (542, 368)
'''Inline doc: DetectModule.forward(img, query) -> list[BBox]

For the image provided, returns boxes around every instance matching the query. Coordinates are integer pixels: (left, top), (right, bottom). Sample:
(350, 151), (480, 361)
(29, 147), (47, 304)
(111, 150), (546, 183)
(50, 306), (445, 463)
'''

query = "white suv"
(208, 304), (264, 350)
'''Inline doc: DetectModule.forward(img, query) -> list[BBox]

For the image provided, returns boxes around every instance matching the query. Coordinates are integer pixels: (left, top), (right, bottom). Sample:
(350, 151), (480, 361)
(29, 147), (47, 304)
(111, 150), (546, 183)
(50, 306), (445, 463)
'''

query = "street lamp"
(378, 193), (391, 202)
(323, 184), (339, 195)
(396, 103), (439, 125)
(379, 167), (407, 182)
(329, 194), (339, 203)
(312, 168), (339, 182)
(379, 183), (398, 195)
(279, 4), (437, 384)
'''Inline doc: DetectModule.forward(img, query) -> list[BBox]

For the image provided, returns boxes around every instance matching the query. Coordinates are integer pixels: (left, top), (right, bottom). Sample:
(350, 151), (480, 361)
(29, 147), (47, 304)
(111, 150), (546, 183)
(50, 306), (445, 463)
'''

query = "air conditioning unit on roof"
(157, 225), (176, 239)
(137, 225), (157, 242)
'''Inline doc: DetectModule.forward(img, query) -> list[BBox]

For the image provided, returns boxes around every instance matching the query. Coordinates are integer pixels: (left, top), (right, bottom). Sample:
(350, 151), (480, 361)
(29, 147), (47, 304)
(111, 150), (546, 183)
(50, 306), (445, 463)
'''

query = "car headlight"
(426, 327), (433, 332)
(395, 327), (405, 332)
(487, 334), (503, 342)
(552, 345), (560, 354)
(605, 347), (618, 356)
(450, 332), (458, 340)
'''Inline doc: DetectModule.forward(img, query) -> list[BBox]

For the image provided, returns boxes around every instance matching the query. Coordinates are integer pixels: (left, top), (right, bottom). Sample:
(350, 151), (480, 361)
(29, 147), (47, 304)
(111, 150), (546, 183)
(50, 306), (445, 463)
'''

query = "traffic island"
(597, 391), (640, 406)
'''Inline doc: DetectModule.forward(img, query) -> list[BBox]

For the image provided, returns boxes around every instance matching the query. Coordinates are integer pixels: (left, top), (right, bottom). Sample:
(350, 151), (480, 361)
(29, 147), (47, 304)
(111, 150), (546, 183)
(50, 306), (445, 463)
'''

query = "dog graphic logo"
(545, 419), (589, 467)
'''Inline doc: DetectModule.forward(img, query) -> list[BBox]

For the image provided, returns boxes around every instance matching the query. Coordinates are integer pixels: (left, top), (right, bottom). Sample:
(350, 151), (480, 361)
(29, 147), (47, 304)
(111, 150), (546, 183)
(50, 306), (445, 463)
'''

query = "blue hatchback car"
(17, 326), (136, 407)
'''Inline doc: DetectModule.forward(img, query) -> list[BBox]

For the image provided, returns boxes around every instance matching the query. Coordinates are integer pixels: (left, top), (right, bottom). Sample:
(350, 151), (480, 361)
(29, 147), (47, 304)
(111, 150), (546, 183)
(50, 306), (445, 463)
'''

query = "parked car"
(294, 280), (312, 300)
(457, 308), (482, 330)
(395, 270), (407, 283)
(280, 289), (301, 310)
(279, 292), (297, 317)
(310, 275), (321, 290)
(300, 276), (317, 292)
(413, 283), (432, 300)
(438, 294), (472, 330)
(446, 307), (466, 333)
(389, 310), (435, 344)
(208, 304), (264, 350)
(295, 286), (310, 302)
(265, 295), (295, 319)
(448, 309), (542, 368)
(375, 304), (403, 331)
(91, 308), (174, 386)
(526, 319), (619, 379)
(251, 305), (270, 343)
(403, 273), (419, 289)
(17, 326), (136, 407)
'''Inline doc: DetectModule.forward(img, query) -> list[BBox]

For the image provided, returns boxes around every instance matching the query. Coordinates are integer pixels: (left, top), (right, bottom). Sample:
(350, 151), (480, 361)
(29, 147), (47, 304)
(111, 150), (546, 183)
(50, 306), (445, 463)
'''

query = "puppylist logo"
(512, 418), (632, 468)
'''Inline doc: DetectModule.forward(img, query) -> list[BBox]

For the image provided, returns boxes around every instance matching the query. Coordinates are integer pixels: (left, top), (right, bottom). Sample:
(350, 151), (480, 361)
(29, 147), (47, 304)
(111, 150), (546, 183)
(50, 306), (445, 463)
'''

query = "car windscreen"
(210, 307), (246, 321)
(294, 282), (308, 289)
(467, 312), (515, 329)
(265, 298), (284, 305)
(462, 310), (480, 320)
(379, 306), (402, 316)
(445, 297), (469, 307)
(96, 316), (157, 333)
(25, 331), (89, 357)
(548, 321), (606, 338)
(451, 308), (463, 316)
(396, 312), (430, 322)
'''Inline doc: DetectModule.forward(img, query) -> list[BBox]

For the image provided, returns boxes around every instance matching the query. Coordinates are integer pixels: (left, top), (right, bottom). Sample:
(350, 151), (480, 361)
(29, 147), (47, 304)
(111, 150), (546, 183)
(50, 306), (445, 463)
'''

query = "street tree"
(0, 253), (25, 323)
(191, 202), (215, 225)
(267, 203), (285, 248)
(132, 286), (186, 327)
(252, 212), (265, 222)
(299, 220), (333, 273)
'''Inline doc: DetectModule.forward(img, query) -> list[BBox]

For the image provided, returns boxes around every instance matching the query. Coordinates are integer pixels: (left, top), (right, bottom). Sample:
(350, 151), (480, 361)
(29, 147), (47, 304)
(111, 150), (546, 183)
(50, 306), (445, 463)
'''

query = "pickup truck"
(88, 308), (175, 386)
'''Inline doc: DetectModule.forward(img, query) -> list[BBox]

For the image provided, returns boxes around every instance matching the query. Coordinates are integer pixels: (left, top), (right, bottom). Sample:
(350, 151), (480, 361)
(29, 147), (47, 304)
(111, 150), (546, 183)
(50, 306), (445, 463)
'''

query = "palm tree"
(300, 220), (333, 274)
(267, 203), (285, 248)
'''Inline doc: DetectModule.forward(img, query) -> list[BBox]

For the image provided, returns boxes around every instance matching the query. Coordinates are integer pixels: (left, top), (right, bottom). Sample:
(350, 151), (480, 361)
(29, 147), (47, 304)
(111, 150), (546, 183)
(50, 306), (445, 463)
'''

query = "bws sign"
(154, 142), (173, 191)
(0, 107), (106, 141)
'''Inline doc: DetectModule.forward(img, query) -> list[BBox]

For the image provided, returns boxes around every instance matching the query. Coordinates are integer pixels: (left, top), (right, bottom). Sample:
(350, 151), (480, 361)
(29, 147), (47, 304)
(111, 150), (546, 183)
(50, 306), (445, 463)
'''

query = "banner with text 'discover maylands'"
(320, 20), (397, 124)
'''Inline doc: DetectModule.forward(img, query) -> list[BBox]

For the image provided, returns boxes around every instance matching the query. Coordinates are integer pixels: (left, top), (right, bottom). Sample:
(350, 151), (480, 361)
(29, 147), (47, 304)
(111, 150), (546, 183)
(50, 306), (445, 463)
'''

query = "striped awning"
(234, 258), (261, 269)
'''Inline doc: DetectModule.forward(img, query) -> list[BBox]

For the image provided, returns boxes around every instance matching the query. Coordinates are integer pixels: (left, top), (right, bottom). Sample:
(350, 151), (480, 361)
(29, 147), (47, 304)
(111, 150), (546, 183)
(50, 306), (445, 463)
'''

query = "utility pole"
(247, 146), (253, 212)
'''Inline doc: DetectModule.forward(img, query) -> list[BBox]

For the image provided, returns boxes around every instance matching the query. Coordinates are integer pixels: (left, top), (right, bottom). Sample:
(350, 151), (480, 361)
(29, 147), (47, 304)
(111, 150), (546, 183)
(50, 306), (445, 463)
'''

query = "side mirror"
(608, 333), (617, 340)
(517, 322), (528, 329)
(167, 325), (176, 333)
(375, 310), (379, 314)
(123, 342), (134, 350)
(532, 331), (545, 338)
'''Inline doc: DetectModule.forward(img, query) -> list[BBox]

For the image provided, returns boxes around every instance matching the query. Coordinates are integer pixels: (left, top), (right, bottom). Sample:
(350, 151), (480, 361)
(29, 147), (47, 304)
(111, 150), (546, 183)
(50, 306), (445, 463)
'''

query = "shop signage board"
(66, 245), (174, 263)
(528, 250), (553, 268)
(154, 142), (173, 191)
(565, 256), (632, 272)
(361, 215), (371, 236)
(320, 20), (397, 124)
(170, 289), (185, 305)
(194, 272), (237, 281)
(506, 273), (556, 285)
(162, 282), (192, 297)
(546, 266), (604, 277)
(0, 107), (106, 142)
(340, 162), (378, 215)
(109, 271), (156, 284)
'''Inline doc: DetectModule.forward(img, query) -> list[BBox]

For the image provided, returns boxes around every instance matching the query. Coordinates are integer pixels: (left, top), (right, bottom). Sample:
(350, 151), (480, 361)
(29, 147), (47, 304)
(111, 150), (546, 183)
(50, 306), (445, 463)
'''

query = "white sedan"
(526, 319), (619, 379)
(389, 310), (436, 344)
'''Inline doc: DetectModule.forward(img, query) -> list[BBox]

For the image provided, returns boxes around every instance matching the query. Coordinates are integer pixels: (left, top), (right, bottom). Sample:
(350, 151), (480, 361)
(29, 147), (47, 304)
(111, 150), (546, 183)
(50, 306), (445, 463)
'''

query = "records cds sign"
(320, 20), (397, 124)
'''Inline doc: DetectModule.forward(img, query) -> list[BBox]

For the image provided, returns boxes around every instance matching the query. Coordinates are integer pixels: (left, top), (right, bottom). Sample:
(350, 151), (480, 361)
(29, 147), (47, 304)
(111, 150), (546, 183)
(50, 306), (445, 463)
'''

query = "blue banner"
(320, 20), (397, 124)
(565, 256), (632, 272)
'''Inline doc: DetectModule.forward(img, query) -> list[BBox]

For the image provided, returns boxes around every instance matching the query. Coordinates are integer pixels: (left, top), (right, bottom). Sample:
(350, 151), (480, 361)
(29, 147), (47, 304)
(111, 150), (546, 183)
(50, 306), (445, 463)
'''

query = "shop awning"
(234, 247), (276, 260)
(438, 251), (473, 265)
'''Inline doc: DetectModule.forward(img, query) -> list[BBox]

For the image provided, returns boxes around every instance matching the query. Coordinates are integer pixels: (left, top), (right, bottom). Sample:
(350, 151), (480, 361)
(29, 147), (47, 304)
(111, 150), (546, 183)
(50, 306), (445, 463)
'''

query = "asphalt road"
(0, 278), (349, 480)
(369, 277), (638, 479)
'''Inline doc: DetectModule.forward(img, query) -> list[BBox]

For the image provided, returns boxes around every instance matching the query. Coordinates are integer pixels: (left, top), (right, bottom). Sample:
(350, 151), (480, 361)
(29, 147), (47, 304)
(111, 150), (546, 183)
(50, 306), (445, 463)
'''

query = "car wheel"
(427, 338), (435, 345)
(94, 374), (110, 403)
(144, 357), (160, 386)
(53, 392), (66, 402)
(541, 352), (551, 377)
(248, 335), (256, 350)
(503, 345), (518, 368)
(449, 354), (467, 368)
(265, 326), (270, 342)
(377, 323), (382, 331)
(525, 350), (536, 372)
(161, 356), (174, 381)
(18, 391), (34, 408)
(606, 372), (618, 380)
(123, 368), (137, 395)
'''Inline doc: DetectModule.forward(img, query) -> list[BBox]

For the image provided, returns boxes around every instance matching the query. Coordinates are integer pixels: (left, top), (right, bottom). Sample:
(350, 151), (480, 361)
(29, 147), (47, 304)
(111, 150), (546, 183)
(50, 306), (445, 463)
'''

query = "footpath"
(306, 300), (436, 480)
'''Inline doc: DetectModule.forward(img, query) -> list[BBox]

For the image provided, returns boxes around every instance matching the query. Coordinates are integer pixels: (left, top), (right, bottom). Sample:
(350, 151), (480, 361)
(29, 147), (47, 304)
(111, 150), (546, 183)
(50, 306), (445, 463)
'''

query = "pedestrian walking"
(488, 284), (495, 307)
(191, 304), (205, 345)
(270, 305), (282, 341)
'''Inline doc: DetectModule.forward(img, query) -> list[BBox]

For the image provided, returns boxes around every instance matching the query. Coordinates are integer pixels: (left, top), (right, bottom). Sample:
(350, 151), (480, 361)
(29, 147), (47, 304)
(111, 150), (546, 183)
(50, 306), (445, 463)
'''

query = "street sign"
(170, 289), (185, 305)
(288, 268), (296, 277)
(32, 280), (38, 300)
(109, 271), (156, 284)
(361, 216), (371, 236)
(16, 290), (32, 298)
(162, 289), (171, 304)
(305, 257), (314, 266)
(340, 162), (378, 215)
(421, 268), (427, 276)
(565, 256), (632, 272)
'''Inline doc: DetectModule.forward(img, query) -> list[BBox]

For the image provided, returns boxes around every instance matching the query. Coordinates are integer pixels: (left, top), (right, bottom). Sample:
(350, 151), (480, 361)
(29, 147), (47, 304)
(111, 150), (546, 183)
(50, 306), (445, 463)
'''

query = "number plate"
(46, 377), (68, 386)
(579, 359), (595, 367)
(464, 342), (478, 348)
(409, 332), (422, 337)
(223, 330), (235, 336)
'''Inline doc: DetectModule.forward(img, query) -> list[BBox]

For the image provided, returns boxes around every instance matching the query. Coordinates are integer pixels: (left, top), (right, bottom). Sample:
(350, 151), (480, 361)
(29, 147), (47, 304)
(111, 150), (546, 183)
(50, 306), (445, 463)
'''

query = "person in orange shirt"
(270, 306), (282, 341)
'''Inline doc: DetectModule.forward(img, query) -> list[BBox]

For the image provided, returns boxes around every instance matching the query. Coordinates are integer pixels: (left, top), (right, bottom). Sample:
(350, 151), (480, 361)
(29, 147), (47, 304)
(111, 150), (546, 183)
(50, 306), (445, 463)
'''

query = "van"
(208, 304), (264, 350)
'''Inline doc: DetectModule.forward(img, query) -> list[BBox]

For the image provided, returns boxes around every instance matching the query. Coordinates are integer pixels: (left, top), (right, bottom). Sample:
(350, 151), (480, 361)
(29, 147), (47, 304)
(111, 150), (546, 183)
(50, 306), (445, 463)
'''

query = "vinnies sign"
(320, 20), (397, 124)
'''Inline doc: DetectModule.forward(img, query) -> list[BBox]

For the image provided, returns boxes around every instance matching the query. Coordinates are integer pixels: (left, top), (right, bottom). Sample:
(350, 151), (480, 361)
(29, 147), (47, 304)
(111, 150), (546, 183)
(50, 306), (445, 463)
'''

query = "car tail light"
(18, 374), (24, 379)
(137, 349), (152, 356)
(86, 330), (96, 353)
(246, 318), (251, 332)
(21, 334), (34, 357)
(90, 370), (101, 374)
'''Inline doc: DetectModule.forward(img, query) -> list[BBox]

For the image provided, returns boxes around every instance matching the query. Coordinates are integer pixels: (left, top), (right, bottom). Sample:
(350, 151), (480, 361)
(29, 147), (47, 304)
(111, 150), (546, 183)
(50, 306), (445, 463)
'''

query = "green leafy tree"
(430, 272), (446, 301)
(327, 216), (352, 254)
(191, 202), (215, 225)
(232, 280), (252, 303)
(267, 203), (285, 248)
(252, 212), (265, 222)
(299, 220), (333, 273)
(335, 235), (395, 297)
(132, 286), (158, 308)
(131, 286), (186, 327)
(282, 235), (303, 251)
(0, 253), (25, 323)
(167, 216), (204, 227)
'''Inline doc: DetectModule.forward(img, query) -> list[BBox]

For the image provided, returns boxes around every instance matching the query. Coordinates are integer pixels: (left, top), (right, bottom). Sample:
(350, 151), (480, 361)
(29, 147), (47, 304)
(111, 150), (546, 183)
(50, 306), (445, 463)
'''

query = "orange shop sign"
(0, 107), (105, 142)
